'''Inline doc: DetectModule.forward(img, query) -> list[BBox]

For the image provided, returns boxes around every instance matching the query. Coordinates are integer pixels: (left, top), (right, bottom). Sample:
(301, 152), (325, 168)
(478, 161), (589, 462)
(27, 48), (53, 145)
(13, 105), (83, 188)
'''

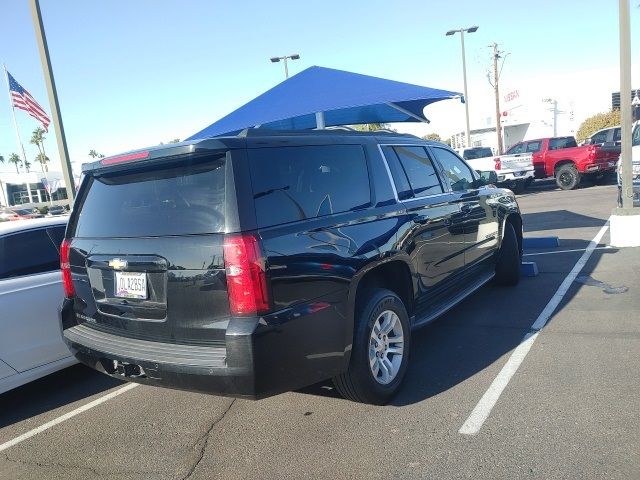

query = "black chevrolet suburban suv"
(60, 130), (523, 405)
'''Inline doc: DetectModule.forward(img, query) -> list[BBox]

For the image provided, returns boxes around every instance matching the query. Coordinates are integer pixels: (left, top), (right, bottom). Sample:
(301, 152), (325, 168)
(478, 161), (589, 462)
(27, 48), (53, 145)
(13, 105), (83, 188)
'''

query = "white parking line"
(0, 383), (138, 453)
(459, 220), (610, 435)
(523, 246), (612, 257)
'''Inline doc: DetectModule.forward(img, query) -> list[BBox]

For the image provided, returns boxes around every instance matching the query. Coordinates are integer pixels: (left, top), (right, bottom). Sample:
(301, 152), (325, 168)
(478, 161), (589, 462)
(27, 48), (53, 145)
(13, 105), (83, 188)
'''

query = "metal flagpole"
(29, 0), (75, 203)
(3, 65), (35, 204)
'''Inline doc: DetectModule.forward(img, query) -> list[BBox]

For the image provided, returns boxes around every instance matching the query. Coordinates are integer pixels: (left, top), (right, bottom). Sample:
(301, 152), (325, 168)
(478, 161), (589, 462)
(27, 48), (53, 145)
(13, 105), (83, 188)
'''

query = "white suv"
(0, 217), (77, 394)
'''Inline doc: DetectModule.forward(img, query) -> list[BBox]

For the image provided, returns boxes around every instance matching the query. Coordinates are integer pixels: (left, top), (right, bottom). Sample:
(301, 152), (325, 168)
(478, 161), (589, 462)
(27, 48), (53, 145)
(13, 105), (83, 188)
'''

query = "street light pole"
(270, 54), (300, 79)
(446, 26), (478, 148)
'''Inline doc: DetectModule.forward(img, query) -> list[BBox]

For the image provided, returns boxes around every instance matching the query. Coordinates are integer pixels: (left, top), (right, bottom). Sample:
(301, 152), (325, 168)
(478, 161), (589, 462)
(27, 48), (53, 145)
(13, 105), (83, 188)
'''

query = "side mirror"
(474, 170), (498, 187)
(583, 138), (593, 146)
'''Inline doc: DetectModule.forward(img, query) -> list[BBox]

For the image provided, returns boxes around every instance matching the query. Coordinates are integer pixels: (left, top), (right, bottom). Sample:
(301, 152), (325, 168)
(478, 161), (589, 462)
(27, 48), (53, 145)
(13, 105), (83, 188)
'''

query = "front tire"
(495, 222), (521, 286)
(555, 164), (581, 190)
(332, 289), (411, 405)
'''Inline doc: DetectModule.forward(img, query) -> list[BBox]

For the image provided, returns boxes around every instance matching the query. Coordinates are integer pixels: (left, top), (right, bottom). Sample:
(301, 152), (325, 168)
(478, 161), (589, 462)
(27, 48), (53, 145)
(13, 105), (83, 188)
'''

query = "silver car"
(0, 217), (77, 394)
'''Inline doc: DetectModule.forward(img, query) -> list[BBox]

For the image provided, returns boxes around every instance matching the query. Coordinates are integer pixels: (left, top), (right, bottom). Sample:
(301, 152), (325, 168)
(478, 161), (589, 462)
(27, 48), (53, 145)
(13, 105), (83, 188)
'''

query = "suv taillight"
(494, 157), (501, 170)
(223, 234), (270, 316)
(60, 239), (75, 298)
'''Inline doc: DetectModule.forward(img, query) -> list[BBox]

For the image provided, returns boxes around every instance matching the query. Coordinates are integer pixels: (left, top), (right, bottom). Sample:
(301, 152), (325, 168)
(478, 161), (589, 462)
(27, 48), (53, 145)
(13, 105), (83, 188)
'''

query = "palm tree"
(0, 155), (4, 165)
(35, 153), (50, 171)
(23, 158), (32, 173)
(8, 153), (21, 173)
(30, 127), (48, 172)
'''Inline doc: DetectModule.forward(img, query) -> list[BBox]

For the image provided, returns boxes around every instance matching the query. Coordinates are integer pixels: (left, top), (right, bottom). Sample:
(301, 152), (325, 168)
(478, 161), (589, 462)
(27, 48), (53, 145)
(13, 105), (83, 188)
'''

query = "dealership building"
(0, 170), (71, 208)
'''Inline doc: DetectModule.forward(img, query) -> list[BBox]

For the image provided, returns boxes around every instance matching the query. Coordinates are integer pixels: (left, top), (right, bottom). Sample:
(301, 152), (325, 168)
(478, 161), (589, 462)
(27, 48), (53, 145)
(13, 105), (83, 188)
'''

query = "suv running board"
(411, 271), (495, 330)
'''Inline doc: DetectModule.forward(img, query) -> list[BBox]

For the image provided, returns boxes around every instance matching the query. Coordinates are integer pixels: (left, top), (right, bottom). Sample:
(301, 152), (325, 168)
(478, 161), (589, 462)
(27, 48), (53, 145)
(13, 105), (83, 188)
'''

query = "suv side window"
(430, 147), (475, 192)
(388, 146), (444, 198)
(248, 145), (371, 228)
(613, 128), (622, 142)
(0, 227), (62, 280)
(381, 147), (413, 200)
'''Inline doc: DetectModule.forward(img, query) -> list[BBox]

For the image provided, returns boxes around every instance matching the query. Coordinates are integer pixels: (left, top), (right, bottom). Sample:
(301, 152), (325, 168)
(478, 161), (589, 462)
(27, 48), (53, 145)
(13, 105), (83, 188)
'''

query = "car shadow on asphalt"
(0, 364), (124, 429)
(298, 244), (618, 407)
(522, 210), (607, 233)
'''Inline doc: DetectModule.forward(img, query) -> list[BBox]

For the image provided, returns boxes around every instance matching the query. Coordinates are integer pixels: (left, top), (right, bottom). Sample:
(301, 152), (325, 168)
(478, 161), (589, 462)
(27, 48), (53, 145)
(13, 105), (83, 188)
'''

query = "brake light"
(100, 151), (149, 166)
(494, 157), (501, 170)
(60, 239), (75, 297)
(223, 234), (270, 316)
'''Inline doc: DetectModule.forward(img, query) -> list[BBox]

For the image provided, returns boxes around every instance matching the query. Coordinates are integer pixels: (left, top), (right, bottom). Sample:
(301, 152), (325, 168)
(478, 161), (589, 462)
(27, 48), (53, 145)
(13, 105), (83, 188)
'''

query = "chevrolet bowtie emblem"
(108, 258), (128, 270)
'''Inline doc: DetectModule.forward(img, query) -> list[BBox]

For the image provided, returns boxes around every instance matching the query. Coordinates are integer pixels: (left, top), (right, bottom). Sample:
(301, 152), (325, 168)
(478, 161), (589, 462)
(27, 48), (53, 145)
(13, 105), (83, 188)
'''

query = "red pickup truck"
(504, 136), (619, 190)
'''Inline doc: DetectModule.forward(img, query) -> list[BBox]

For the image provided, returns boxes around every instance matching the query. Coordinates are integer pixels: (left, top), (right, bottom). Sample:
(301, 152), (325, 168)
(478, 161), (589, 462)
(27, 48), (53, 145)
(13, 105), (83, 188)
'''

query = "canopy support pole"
(386, 102), (430, 124)
(315, 111), (325, 129)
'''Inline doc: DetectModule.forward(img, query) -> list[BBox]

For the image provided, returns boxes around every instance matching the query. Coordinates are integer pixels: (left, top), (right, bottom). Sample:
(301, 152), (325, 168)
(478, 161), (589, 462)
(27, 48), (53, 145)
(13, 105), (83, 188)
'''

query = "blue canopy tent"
(187, 66), (462, 140)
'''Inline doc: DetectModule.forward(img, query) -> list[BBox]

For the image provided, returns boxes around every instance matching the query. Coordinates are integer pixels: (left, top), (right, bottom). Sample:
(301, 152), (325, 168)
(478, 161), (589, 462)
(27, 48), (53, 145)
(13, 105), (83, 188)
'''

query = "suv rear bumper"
(60, 295), (347, 399)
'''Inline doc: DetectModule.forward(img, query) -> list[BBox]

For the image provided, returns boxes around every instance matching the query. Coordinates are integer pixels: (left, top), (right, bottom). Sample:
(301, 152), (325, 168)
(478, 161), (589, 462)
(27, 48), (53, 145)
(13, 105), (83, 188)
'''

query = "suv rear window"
(74, 155), (226, 237)
(248, 145), (371, 228)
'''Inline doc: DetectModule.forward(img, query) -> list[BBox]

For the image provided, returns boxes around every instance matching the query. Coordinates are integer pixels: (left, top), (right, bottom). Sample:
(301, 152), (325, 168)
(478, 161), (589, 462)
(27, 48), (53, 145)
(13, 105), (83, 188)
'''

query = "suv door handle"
(414, 215), (431, 224)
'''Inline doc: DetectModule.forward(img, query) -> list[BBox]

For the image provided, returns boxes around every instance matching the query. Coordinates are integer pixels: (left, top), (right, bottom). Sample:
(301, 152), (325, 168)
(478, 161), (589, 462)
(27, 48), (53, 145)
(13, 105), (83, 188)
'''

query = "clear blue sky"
(0, 0), (636, 174)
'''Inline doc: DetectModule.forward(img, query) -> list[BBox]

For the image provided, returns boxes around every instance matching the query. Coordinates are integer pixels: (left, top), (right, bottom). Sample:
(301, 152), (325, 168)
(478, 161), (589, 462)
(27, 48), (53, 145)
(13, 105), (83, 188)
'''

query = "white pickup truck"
(457, 147), (535, 193)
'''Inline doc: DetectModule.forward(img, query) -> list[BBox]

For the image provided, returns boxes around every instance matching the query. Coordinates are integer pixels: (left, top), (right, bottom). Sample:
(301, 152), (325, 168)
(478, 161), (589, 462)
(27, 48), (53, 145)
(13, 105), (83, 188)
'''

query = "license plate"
(115, 272), (147, 299)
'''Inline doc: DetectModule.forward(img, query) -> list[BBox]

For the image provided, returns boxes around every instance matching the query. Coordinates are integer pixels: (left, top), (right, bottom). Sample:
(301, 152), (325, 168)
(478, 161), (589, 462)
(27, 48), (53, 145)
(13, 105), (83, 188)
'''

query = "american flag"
(7, 71), (51, 132)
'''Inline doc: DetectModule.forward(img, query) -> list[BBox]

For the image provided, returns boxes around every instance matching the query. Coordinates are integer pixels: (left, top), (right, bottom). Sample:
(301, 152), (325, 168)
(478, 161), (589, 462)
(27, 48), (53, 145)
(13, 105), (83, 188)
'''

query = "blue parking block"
(521, 261), (539, 277)
(523, 236), (560, 249)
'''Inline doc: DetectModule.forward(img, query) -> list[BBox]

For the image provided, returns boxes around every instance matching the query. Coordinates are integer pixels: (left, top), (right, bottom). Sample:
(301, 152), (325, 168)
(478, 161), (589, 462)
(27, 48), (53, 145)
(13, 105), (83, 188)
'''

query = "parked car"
(456, 147), (534, 193)
(0, 217), (77, 395)
(60, 130), (523, 405)
(583, 126), (621, 146)
(505, 136), (620, 190)
(47, 205), (68, 216)
(0, 208), (20, 222)
(11, 207), (44, 219)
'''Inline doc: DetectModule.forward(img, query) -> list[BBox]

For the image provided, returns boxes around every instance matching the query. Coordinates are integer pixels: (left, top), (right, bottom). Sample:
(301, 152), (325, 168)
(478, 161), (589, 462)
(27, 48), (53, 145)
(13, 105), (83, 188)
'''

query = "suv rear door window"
(430, 147), (475, 192)
(390, 146), (444, 197)
(507, 143), (525, 154)
(0, 228), (61, 279)
(248, 145), (371, 228)
(74, 155), (227, 237)
(381, 147), (413, 200)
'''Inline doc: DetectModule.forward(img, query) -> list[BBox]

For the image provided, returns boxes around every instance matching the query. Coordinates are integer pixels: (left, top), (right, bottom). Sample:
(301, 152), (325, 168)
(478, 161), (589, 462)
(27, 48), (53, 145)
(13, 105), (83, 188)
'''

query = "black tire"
(555, 164), (581, 190)
(332, 289), (411, 405)
(525, 177), (534, 188)
(511, 180), (526, 194)
(495, 222), (521, 286)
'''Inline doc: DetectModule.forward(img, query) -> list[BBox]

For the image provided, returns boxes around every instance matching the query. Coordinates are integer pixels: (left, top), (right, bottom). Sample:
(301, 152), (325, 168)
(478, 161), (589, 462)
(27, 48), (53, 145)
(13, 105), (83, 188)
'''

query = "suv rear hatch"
(66, 152), (233, 347)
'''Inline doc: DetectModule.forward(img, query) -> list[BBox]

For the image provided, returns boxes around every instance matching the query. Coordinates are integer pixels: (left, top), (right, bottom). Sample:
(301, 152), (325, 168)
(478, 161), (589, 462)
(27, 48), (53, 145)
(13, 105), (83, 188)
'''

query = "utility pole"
(491, 43), (505, 155)
(29, 0), (75, 202)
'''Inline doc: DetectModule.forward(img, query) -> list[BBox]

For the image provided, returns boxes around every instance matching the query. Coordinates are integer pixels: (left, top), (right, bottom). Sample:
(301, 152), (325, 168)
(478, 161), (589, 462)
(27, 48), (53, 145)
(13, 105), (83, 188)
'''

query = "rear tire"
(495, 222), (521, 286)
(332, 289), (411, 405)
(511, 180), (526, 194)
(555, 164), (581, 190)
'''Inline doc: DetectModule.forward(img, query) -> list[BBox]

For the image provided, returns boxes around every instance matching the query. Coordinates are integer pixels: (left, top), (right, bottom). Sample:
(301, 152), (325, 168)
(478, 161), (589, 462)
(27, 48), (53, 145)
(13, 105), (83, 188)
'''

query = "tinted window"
(249, 145), (370, 228)
(507, 143), (525, 154)
(549, 137), (577, 150)
(525, 141), (542, 153)
(614, 128), (622, 142)
(381, 147), (413, 200)
(633, 125), (640, 146)
(75, 155), (226, 237)
(591, 131), (607, 144)
(0, 228), (61, 279)
(391, 146), (443, 197)
(430, 147), (475, 192)
(463, 147), (493, 159)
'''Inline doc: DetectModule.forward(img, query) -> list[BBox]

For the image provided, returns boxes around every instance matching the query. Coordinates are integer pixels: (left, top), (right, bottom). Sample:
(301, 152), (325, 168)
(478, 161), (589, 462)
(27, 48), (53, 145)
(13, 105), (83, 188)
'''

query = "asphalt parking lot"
(1, 180), (638, 480)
